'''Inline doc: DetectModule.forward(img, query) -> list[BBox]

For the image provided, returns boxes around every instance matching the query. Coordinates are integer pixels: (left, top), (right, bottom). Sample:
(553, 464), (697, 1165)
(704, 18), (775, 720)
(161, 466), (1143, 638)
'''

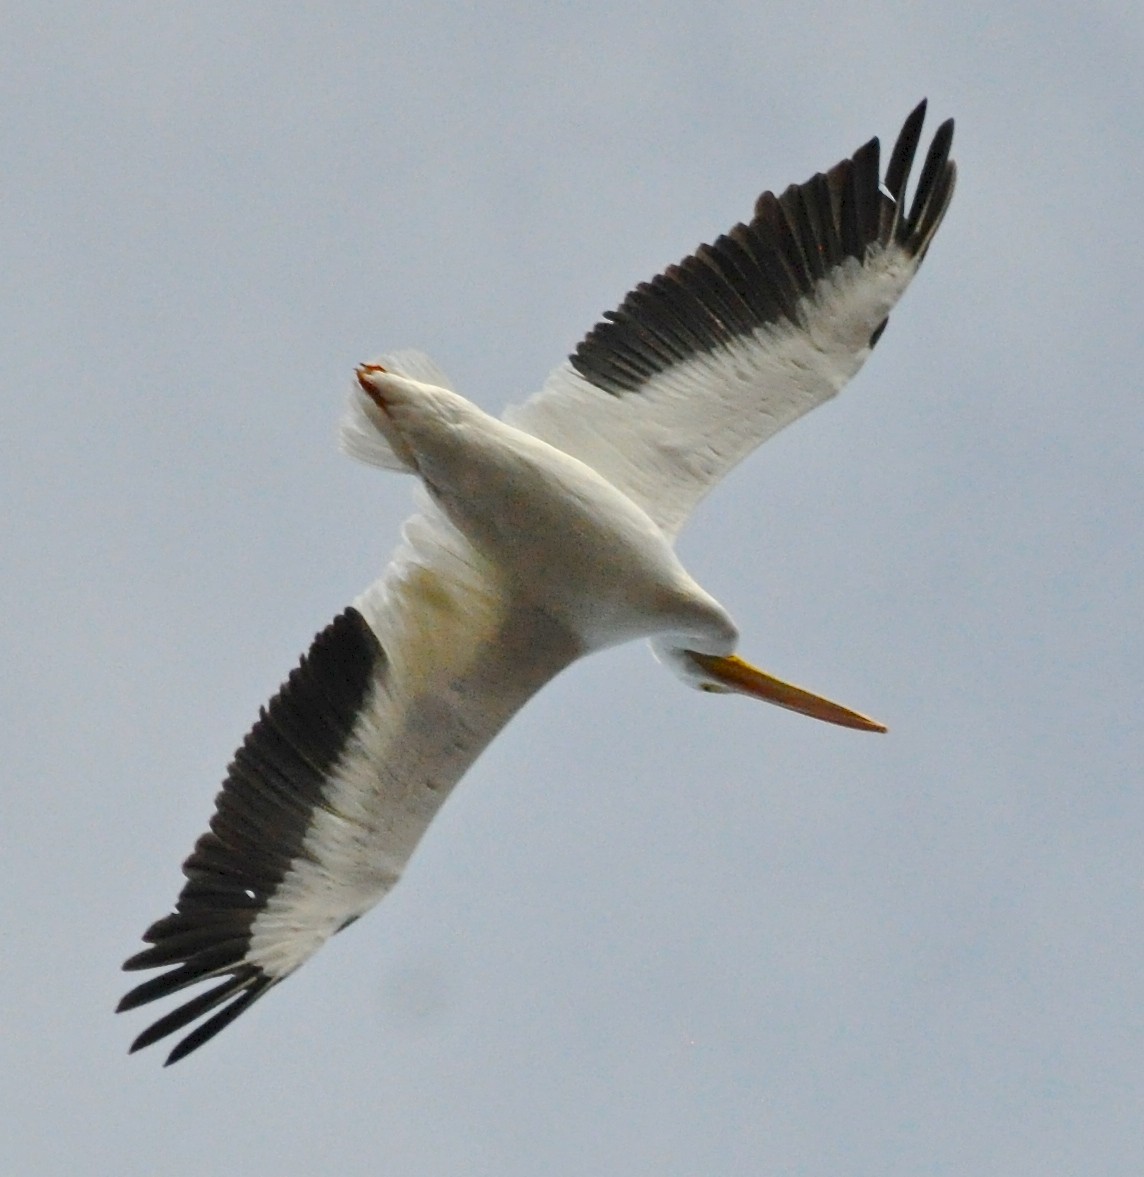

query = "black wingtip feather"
(128, 971), (256, 1052)
(884, 99), (928, 206)
(118, 941), (252, 1011)
(905, 117), (956, 252)
(162, 976), (274, 1065)
(569, 101), (955, 395)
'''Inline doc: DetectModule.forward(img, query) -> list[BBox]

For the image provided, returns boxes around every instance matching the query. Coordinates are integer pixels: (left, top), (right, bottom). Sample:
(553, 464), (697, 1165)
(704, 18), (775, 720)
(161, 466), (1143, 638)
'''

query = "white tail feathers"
(339, 350), (456, 471)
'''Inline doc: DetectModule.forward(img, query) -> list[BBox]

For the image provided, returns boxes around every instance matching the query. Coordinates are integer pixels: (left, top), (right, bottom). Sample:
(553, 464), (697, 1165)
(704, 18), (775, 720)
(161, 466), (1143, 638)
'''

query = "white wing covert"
(506, 101), (955, 538)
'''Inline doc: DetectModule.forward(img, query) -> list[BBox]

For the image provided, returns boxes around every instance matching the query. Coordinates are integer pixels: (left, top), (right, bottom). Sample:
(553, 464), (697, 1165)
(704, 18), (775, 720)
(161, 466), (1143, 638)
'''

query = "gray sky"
(5, 3), (1143, 1174)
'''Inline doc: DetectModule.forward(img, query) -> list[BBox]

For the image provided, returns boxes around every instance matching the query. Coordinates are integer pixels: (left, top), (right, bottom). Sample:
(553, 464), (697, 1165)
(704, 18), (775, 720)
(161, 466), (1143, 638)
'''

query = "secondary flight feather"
(120, 101), (956, 1063)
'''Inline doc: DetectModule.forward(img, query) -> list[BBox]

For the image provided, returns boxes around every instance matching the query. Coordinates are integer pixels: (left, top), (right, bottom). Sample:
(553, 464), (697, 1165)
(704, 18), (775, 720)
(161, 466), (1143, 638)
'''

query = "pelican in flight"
(120, 102), (955, 1063)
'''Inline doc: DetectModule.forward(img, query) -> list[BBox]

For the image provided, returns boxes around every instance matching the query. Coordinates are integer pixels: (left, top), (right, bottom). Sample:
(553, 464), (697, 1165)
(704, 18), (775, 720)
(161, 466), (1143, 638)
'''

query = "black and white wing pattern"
(118, 608), (385, 1062)
(119, 505), (580, 1064)
(505, 100), (956, 538)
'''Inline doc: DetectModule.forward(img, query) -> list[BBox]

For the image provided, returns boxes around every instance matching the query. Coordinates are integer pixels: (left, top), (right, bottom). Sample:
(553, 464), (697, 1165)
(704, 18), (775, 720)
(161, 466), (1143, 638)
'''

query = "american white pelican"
(120, 102), (955, 1063)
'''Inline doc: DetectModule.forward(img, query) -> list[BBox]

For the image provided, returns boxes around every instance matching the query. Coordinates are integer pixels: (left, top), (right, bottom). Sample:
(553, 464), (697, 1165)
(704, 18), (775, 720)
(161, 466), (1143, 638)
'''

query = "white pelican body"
(121, 102), (956, 1062)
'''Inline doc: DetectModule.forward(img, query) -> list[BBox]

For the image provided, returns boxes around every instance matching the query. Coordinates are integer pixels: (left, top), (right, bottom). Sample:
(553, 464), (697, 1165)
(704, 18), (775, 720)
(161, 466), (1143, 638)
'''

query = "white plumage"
(120, 101), (955, 1063)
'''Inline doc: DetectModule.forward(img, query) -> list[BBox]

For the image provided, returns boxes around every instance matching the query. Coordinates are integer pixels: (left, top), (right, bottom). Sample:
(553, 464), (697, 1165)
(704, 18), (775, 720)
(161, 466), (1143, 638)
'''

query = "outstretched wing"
(505, 101), (956, 539)
(119, 502), (580, 1064)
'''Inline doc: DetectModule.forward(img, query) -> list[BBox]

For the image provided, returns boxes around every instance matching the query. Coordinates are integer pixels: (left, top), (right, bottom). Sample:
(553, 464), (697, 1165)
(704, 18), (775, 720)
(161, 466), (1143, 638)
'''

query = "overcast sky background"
(4, 3), (1143, 1174)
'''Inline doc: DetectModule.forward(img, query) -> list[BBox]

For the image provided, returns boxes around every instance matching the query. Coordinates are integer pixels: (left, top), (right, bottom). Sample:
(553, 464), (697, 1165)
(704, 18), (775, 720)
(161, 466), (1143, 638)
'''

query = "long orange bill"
(688, 652), (887, 733)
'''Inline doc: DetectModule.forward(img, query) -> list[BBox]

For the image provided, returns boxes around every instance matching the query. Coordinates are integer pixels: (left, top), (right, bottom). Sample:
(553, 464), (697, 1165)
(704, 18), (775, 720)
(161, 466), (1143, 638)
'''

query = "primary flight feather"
(120, 101), (956, 1063)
